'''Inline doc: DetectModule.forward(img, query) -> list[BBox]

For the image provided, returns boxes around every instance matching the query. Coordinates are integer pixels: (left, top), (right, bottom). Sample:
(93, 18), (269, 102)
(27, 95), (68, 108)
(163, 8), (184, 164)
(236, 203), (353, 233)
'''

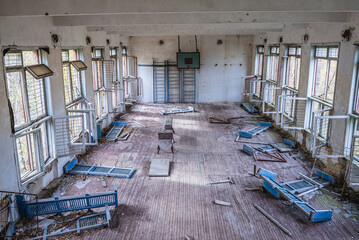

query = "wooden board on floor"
(149, 159), (170, 177)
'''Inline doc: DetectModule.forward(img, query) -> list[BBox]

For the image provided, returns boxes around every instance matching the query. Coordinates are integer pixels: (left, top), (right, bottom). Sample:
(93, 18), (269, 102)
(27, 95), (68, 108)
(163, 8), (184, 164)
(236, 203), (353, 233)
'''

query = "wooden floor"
(57, 103), (359, 240)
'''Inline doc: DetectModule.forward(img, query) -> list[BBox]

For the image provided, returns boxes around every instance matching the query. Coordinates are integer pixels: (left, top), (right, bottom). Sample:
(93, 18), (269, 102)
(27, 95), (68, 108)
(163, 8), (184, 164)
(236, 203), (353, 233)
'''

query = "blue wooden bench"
(16, 187), (118, 218)
(29, 206), (111, 240)
(258, 168), (334, 222)
(65, 158), (135, 178)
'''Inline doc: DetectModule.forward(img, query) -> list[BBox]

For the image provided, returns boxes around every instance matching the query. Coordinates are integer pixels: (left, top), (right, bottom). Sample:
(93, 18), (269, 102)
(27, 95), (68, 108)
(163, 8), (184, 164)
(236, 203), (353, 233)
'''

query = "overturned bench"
(65, 158), (135, 179)
(16, 187), (118, 218)
(258, 168), (334, 222)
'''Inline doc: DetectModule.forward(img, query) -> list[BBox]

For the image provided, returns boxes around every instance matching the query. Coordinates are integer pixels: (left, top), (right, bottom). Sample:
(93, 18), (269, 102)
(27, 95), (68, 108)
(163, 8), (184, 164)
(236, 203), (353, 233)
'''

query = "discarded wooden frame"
(257, 168), (334, 222)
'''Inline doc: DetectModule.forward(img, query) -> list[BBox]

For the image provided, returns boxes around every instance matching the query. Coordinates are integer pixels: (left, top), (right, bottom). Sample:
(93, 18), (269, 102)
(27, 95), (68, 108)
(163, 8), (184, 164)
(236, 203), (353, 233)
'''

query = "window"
(92, 48), (108, 118)
(122, 47), (128, 77)
(307, 45), (339, 130)
(312, 46), (338, 103)
(110, 47), (121, 108)
(265, 46), (280, 106)
(62, 49), (86, 105)
(281, 46), (301, 119)
(4, 49), (53, 181)
(254, 46), (264, 97)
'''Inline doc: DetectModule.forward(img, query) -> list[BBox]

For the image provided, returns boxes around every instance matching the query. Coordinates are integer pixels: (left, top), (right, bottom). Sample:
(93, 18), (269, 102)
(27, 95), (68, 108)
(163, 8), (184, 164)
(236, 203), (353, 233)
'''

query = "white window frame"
(4, 49), (54, 184)
(62, 49), (85, 106)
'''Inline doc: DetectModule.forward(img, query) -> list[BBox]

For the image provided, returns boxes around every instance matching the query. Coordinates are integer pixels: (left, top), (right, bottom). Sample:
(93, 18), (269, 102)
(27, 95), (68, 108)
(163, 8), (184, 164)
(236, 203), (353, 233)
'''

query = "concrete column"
(83, 46), (94, 104)
(0, 48), (20, 192)
(47, 48), (66, 117)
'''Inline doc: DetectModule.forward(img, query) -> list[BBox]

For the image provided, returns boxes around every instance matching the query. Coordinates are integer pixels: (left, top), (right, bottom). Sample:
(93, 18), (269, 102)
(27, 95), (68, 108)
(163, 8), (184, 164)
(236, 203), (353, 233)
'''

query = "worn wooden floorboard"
(52, 103), (359, 240)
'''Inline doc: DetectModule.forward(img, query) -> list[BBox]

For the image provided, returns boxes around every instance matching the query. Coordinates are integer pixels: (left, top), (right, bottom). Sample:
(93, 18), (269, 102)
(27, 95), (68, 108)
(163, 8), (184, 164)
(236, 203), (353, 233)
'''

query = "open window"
(25, 64), (53, 79)
(62, 49), (86, 105)
(307, 45), (339, 130)
(311, 115), (349, 159)
(277, 46), (301, 124)
(278, 96), (307, 129)
(53, 115), (85, 157)
(4, 49), (54, 183)
(110, 47), (122, 108)
(92, 48), (109, 119)
(263, 46), (280, 114)
(252, 46), (265, 99)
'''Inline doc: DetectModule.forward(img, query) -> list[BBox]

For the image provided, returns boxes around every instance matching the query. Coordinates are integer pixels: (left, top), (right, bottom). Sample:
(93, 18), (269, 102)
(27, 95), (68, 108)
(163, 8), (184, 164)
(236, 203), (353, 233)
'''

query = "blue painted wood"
(240, 103), (258, 113)
(313, 168), (335, 183)
(243, 144), (255, 155)
(259, 121), (272, 127)
(238, 122), (271, 138)
(17, 189), (118, 218)
(30, 206), (111, 240)
(258, 168), (333, 222)
(283, 138), (295, 147)
(65, 158), (135, 178)
(238, 131), (253, 138)
(257, 168), (278, 179)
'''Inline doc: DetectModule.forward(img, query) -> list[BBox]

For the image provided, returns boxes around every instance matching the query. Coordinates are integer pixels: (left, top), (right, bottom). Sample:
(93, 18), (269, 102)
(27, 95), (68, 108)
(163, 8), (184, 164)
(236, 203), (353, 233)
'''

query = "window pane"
(16, 134), (38, 178)
(5, 52), (22, 67)
(267, 55), (279, 81)
(313, 58), (328, 99)
(122, 55), (128, 77)
(329, 47), (338, 58)
(68, 50), (78, 61)
(22, 50), (40, 66)
(63, 65), (72, 104)
(285, 55), (301, 90)
(26, 72), (46, 121)
(315, 47), (327, 58)
(62, 50), (69, 62)
(40, 123), (49, 161)
(6, 72), (27, 126)
(70, 65), (82, 100)
(297, 47), (301, 56)
(288, 47), (296, 55)
(326, 60), (337, 102)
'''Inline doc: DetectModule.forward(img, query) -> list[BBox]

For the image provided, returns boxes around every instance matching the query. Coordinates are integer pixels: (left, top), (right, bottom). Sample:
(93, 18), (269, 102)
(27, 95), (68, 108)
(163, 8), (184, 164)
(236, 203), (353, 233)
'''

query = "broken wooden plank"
(213, 200), (232, 207)
(149, 159), (170, 177)
(209, 177), (235, 185)
(254, 204), (292, 237)
(209, 117), (230, 124)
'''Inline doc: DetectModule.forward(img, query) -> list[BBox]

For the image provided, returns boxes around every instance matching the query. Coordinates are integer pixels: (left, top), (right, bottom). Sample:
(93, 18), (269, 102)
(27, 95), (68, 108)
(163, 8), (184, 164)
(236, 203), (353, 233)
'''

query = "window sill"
(45, 157), (57, 168)
(21, 171), (45, 187)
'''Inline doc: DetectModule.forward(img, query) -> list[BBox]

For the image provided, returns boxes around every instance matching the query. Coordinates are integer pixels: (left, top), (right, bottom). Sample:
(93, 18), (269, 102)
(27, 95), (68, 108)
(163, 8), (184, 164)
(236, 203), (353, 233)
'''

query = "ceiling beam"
(53, 12), (349, 27)
(87, 23), (305, 36)
(1, 0), (358, 17)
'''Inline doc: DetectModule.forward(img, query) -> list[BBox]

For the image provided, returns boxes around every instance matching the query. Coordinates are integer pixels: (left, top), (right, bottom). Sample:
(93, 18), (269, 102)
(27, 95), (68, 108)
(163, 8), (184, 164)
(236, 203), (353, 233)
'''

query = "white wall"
(130, 35), (253, 103)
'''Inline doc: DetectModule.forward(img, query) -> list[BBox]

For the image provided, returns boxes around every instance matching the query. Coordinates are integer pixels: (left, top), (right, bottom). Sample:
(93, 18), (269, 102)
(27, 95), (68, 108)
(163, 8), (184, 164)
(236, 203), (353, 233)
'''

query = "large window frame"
(254, 45), (264, 97)
(62, 49), (85, 106)
(92, 48), (108, 119)
(4, 49), (53, 183)
(306, 45), (339, 132)
(110, 47), (121, 108)
(265, 46), (280, 107)
(281, 45), (301, 120)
